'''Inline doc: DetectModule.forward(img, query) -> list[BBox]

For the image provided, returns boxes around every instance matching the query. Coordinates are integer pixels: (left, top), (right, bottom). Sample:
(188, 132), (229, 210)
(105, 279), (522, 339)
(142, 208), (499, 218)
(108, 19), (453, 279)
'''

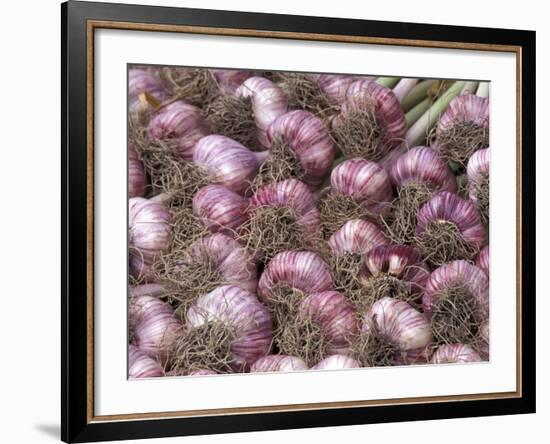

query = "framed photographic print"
(61, 1), (536, 442)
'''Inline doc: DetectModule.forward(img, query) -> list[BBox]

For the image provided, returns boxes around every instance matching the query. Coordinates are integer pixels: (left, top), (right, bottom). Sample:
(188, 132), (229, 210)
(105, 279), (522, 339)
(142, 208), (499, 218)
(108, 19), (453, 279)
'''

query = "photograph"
(127, 66), (491, 378)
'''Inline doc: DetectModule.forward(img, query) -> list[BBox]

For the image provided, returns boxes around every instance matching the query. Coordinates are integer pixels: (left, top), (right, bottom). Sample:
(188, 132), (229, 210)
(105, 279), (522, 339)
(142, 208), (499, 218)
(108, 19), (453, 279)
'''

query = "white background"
(0, 0), (546, 443)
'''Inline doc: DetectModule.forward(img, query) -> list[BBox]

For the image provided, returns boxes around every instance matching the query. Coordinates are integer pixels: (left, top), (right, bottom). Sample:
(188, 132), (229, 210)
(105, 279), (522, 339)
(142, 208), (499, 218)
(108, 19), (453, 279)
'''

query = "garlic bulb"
(211, 69), (257, 95)
(416, 191), (486, 266)
(476, 246), (490, 276)
(467, 148), (490, 224)
(328, 219), (388, 257)
(435, 94), (489, 166)
(128, 344), (164, 378)
(240, 179), (321, 261)
(312, 354), (361, 370)
(387, 146), (457, 244)
(193, 135), (266, 195)
(129, 295), (182, 359)
(478, 320), (490, 359)
(255, 110), (336, 188)
(193, 184), (249, 235)
(312, 74), (363, 106)
(299, 290), (359, 355)
(258, 250), (334, 301)
(147, 101), (210, 160)
(129, 197), (172, 281)
(184, 285), (273, 370)
(332, 79), (407, 160)
(129, 144), (146, 198)
(251, 355), (308, 372)
(128, 67), (167, 116)
(430, 344), (483, 364)
(423, 260), (489, 346)
(235, 77), (289, 148)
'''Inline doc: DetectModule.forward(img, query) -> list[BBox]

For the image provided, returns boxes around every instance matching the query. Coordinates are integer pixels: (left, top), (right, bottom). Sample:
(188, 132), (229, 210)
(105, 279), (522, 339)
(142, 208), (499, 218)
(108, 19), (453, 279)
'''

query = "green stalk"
(405, 81), (465, 147)
(375, 77), (400, 88)
(476, 82), (490, 97)
(401, 79), (437, 111)
(461, 81), (479, 95)
(405, 97), (431, 128)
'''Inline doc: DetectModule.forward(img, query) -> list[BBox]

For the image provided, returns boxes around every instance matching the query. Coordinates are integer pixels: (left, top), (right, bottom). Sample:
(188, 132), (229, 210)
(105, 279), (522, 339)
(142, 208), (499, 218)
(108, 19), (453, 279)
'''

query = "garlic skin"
(258, 250), (334, 301)
(478, 320), (490, 359)
(147, 101), (210, 160)
(129, 295), (182, 359)
(309, 74), (361, 106)
(128, 344), (164, 378)
(362, 244), (430, 291)
(330, 158), (394, 216)
(430, 344), (483, 364)
(250, 179), (321, 236)
(333, 79), (407, 156)
(312, 354), (361, 370)
(437, 94), (489, 137)
(390, 146), (457, 192)
(363, 297), (432, 351)
(211, 69), (256, 95)
(129, 197), (172, 281)
(186, 285), (273, 369)
(467, 148), (490, 215)
(251, 355), (308, 372)
(328, 219), (388, 257)
(266, 110), (336, 187)
(476, 246), (490, 276)
(193, 184), (249, 234)
(423, 260), (489, 319)
(128, 68), (167, 115)
(193, 135), (266, 195)
(185, 233), (258, 293)
(416, 191), (486, 249)
(128, 144), (146, 198)
(299, 291), (359, 354)
(235, 77), (288, 148)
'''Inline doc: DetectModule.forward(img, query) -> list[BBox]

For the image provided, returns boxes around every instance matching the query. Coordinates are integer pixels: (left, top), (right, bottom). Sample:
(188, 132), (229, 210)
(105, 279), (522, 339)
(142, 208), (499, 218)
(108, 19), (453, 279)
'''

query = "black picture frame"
(61, 1), (536, 442)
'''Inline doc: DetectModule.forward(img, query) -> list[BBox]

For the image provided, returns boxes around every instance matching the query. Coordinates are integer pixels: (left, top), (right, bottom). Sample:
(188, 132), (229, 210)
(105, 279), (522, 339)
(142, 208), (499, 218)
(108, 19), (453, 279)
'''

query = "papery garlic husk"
(331, 79), (407, 160)
(477, 320), (490, 359)
(238, 179), (321, 261)
(384, 146), (457, 244)
(159, 66), (219, 108)
(211, 69), (257, 95)
(147, 101), (211, 161)
(193, 184), (249, 235)
(327, 219), (388, 301)
(128, 344), (164, 378)
(128, 67), (168, 117)
(415, 191), (486, 266)
(129, 144), (146, 198)
(312, 354), (361, 370)
(167, 285), (272, 374)
(476, 246), (490, 276)
(129, 197), (173, 282)
(423, 260), (489, 346)
(435, 94), (490, 166)
(430, 344), (483, 364)
(129, 294), (182, 360)
(352, 297), (432, 367)
(270, 289), (357, 367)
(258, 250), (334, 301)
(467, 148), (490, 225)
(155, 233), (258, 319)
(358, 244), (430, 311)
(251, 110), (336, 189)
(319, 158), (394, 237)
(251, 354), (308, 372)
(193, 135), (266, 195)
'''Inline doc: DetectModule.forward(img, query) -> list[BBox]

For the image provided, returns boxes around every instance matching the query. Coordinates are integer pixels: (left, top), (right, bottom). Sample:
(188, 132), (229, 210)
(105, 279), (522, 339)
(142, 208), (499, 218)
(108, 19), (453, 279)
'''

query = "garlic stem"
(400, 79), (437, 111)
(461, 81), (479, 95)
(405, 97), (431, 128)
(392, 79), (419, 103)
(405, 81), (465, 147)
(375, 77), (400, 88)
(476, 82), (490, 97)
